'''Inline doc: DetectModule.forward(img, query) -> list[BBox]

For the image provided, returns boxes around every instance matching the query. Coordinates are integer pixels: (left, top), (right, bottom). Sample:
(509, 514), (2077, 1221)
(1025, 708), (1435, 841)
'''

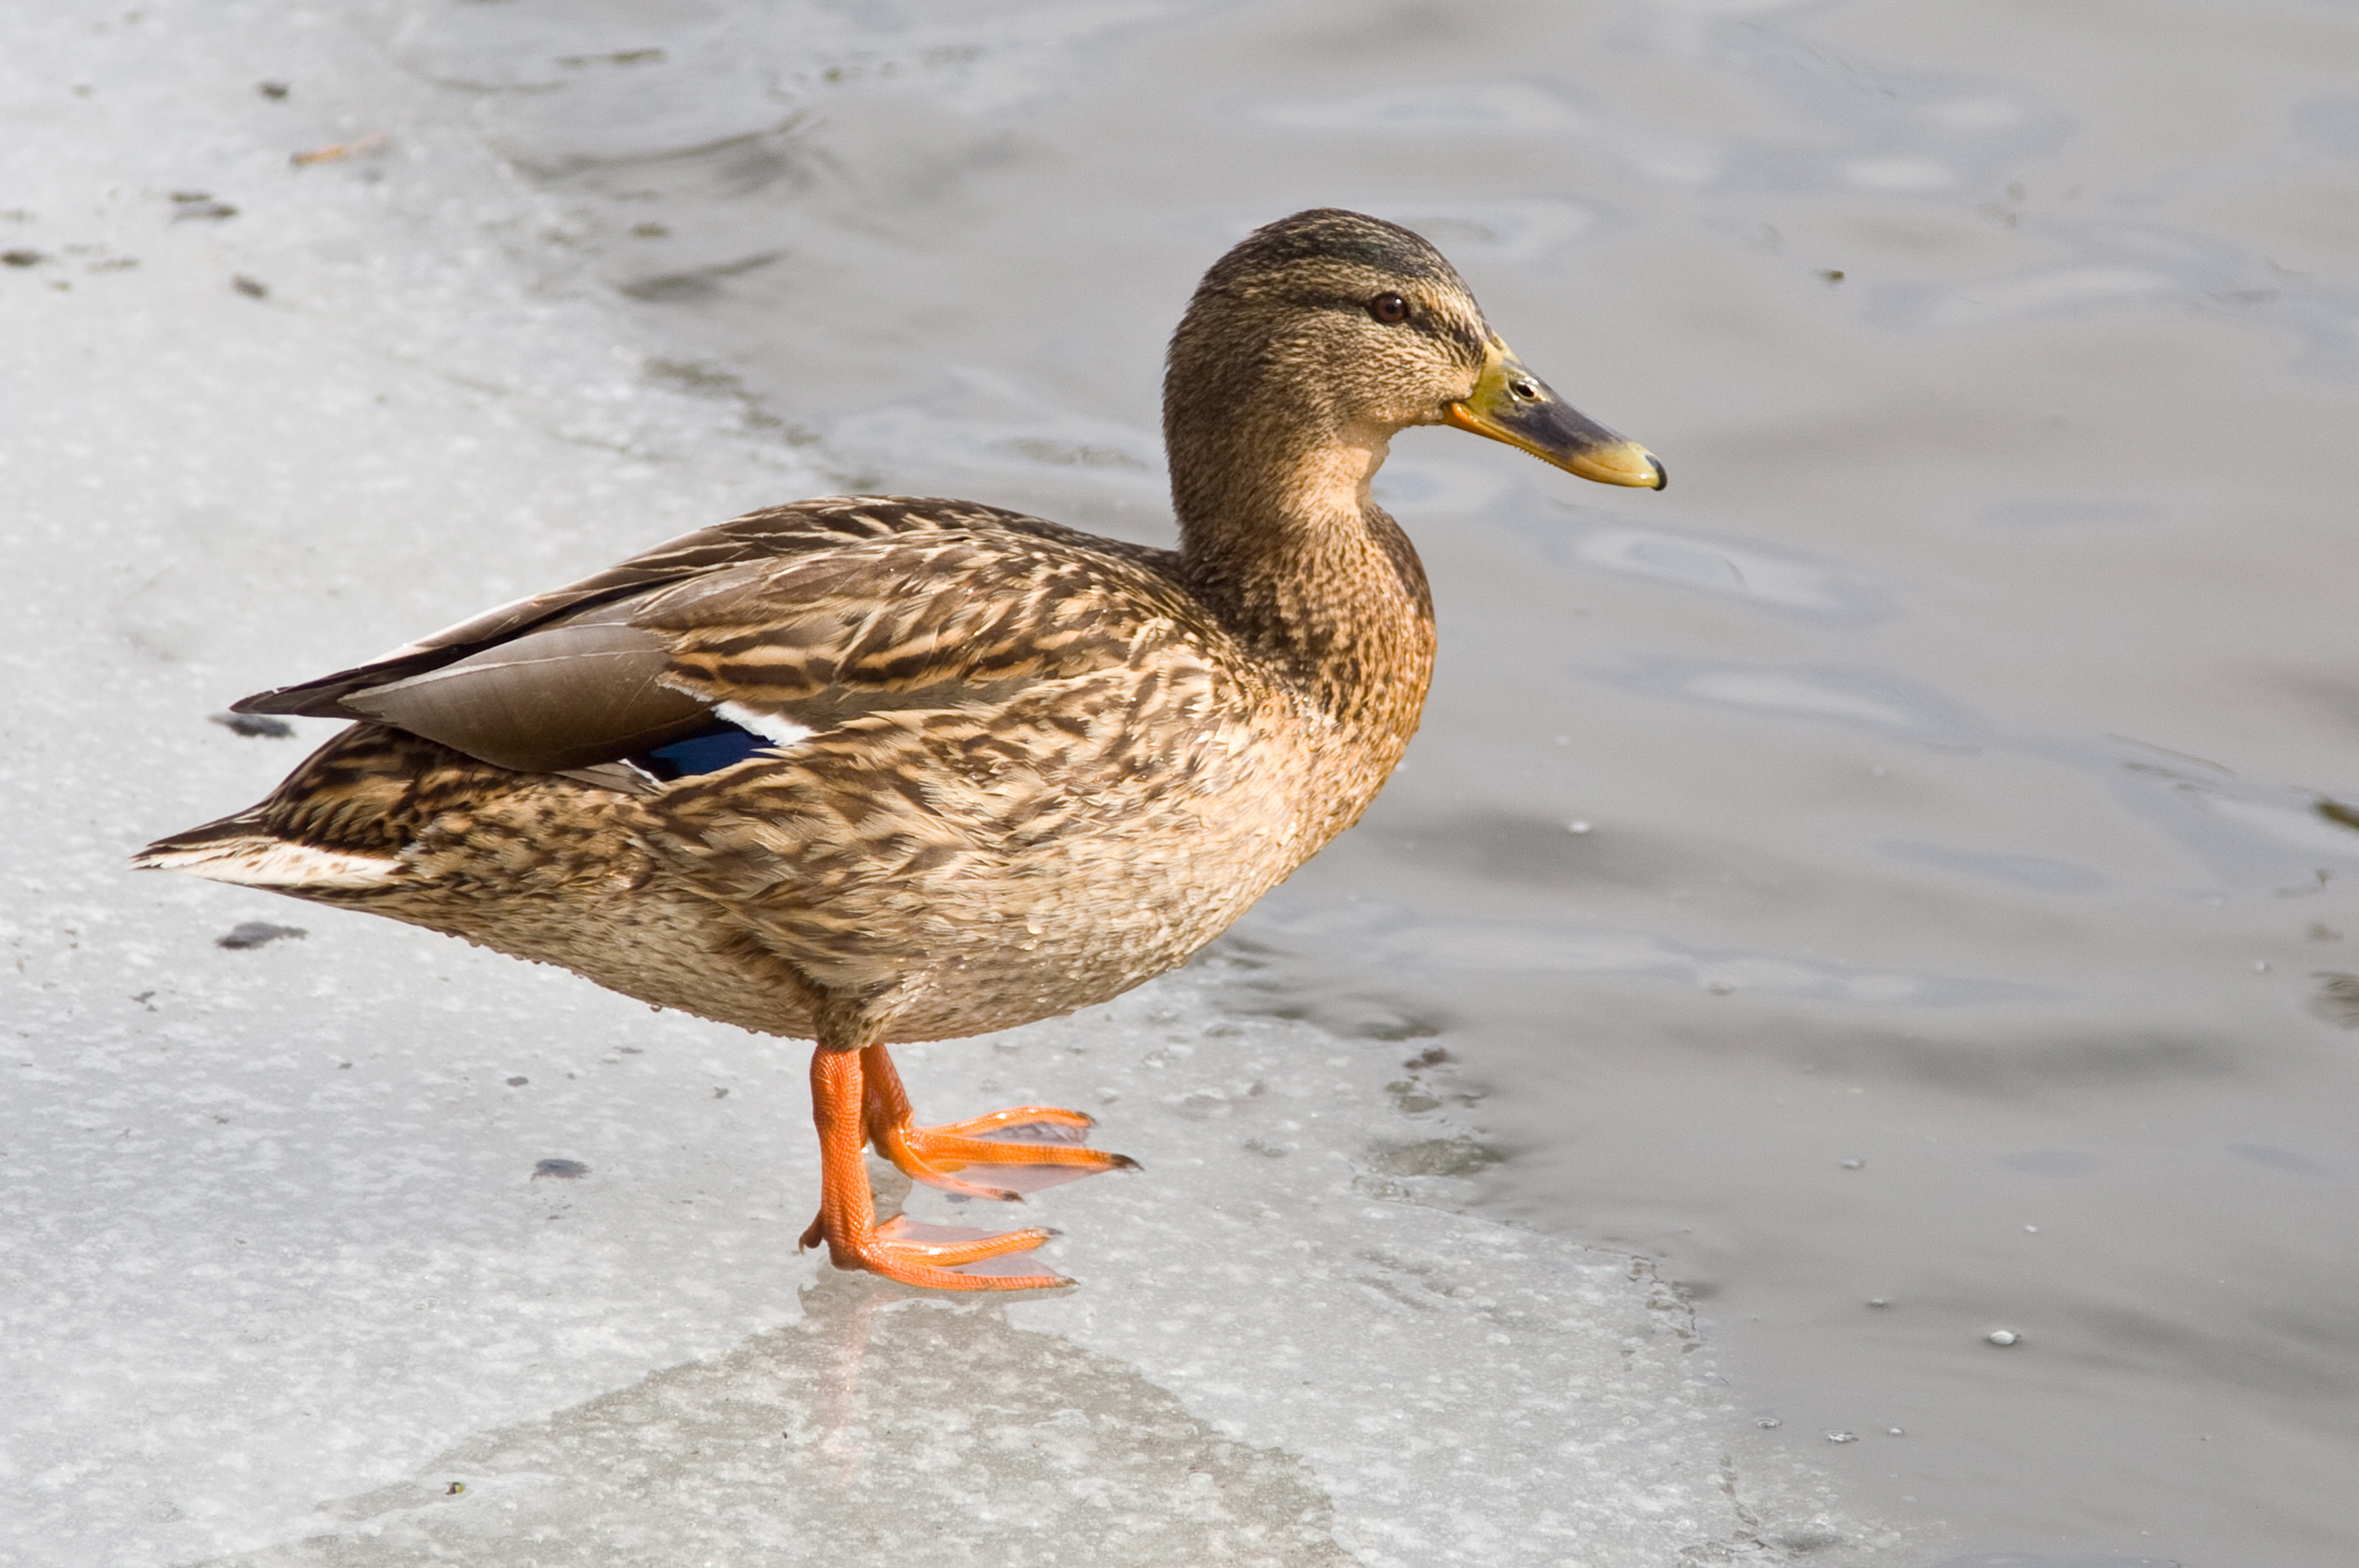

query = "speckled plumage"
(139, 209), (1661, 1288)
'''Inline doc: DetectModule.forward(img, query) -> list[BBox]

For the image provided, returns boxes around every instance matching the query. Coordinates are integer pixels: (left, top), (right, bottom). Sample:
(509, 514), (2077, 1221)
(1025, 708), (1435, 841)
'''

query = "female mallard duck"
(137, 209), (1662, 1291)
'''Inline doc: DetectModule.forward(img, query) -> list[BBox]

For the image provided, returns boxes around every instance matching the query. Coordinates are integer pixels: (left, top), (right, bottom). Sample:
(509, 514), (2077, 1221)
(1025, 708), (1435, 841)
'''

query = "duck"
(136, 208), (1663, 1291)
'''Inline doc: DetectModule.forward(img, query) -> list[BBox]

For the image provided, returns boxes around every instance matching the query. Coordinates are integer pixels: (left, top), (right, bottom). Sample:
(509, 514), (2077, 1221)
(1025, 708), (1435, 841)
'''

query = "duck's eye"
(1367, 292), (1410, 324)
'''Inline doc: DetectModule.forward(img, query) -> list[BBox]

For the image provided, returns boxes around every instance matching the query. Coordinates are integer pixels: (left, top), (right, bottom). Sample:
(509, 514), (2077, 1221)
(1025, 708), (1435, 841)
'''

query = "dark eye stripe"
(1294, 290), (1487, 359)
(1402, 309), (1486, 359)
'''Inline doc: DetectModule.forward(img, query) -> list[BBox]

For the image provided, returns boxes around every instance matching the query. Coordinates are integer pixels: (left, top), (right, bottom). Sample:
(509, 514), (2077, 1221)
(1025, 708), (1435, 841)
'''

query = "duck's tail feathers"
(132, 810), (402, 891)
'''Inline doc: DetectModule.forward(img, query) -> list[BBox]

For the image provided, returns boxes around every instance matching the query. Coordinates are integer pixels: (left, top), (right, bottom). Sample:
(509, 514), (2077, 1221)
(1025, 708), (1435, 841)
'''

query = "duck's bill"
(1443, 345), (1665, 490)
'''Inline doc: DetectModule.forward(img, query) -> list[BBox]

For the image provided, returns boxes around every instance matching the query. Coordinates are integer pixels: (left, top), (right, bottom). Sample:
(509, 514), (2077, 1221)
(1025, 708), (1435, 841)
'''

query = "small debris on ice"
(170, 192), (239, 221)
(216, 921), (306, 950)
(291, 131), (388, 166)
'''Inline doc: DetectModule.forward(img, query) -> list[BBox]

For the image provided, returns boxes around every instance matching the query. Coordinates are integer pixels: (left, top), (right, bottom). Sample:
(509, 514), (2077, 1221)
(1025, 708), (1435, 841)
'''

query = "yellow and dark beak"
(1442, 343), (1665, 490)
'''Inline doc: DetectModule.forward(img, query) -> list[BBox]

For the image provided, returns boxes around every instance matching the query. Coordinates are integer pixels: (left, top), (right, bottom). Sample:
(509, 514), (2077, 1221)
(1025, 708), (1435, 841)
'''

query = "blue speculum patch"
(641, 722), (771, 780)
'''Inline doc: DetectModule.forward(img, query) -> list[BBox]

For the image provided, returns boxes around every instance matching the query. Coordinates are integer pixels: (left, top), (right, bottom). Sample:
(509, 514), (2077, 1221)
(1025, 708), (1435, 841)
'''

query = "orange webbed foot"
(805, 1040), (1132, 1292)
(859, 1047), (1137, 1201)
(799, 1211), (1071, 1291)
(879, 1118), (1140, 1200)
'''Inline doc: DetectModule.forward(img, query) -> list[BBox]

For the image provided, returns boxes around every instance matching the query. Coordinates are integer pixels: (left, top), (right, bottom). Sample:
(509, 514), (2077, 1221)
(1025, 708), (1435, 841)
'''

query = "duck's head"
(1165, 208), (1662, 533)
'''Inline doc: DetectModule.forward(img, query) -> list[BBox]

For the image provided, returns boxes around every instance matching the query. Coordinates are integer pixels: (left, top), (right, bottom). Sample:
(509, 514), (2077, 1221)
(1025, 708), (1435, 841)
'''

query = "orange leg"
(797, 1044), (1070, 1291)
(860, 1042), (1137, 1201)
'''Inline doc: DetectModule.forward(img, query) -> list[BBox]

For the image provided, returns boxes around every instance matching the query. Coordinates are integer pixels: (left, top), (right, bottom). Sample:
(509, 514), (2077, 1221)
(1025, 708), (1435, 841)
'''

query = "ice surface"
(0, 7), (1899, 1566)
(162, 975), (1897, 1568)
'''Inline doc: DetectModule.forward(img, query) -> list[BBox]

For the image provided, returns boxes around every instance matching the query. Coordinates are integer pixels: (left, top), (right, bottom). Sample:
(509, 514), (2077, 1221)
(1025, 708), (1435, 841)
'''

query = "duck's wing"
(229, 497), (1199, 784)
(231, 498), (1064, 719)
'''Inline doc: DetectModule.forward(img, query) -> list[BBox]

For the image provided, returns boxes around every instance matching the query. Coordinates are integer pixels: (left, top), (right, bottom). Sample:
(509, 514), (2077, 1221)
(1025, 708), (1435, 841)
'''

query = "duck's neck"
(1169, 418), (1437, 752)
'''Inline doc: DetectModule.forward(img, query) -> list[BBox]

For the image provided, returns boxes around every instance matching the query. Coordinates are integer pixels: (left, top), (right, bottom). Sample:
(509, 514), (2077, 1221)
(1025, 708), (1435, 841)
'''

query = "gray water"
(7, 2), (2358, 1565)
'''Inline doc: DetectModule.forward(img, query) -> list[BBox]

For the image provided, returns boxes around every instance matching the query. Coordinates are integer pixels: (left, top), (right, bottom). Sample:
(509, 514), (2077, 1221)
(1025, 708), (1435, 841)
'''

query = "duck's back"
(152, 497), (1391, 1043)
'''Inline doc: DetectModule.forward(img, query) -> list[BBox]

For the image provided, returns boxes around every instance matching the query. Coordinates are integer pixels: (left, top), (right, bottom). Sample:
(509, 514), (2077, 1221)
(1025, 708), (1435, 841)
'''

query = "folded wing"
(228, 498), (1199, 784)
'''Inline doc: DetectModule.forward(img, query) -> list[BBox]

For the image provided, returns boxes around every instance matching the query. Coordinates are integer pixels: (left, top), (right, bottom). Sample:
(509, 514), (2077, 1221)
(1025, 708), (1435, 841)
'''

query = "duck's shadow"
(213, 1267), (1353, 1566)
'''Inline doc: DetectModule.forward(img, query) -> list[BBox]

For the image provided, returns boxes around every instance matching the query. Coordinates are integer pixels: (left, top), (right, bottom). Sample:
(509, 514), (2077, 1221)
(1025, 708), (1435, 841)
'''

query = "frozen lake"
(6, 2), (2357, 1564)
